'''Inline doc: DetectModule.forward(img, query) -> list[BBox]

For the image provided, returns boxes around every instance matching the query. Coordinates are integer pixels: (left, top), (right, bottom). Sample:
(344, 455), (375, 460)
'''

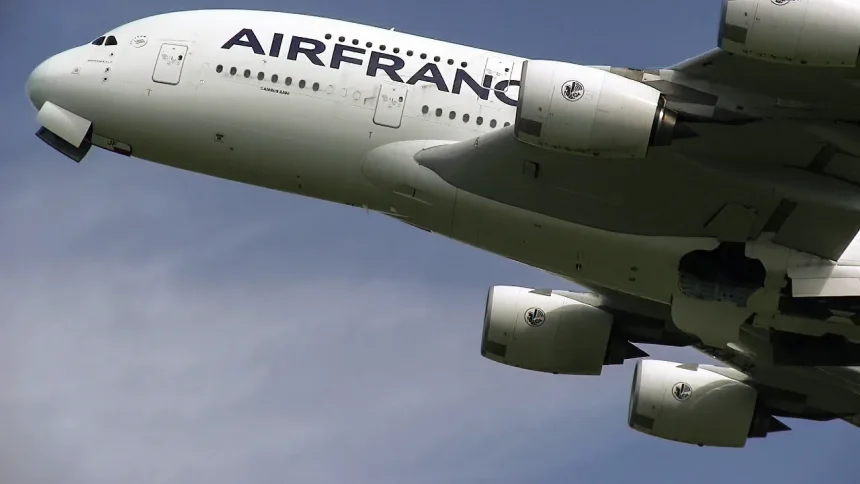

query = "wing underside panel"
(415, 122), (860, 261)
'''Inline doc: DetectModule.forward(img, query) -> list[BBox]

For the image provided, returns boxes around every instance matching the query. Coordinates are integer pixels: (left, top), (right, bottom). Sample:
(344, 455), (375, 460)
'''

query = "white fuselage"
(27, 10), (718, 306)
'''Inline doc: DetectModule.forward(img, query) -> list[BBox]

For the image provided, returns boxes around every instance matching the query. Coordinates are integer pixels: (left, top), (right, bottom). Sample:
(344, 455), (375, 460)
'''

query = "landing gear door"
(152, 43), (189, 85)
(485, 57), (514, 91)
(373, 83), (408, 128)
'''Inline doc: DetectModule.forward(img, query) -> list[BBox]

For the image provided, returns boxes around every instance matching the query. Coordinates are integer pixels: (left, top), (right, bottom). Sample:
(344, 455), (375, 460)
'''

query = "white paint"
(629, 360), (758, 448)
(721, 0), (860, 66)
(25, 9), (706, 311)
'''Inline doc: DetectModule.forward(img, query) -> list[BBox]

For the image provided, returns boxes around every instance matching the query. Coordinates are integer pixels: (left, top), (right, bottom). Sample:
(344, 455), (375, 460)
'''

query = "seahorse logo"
(561, 80), (585, 102)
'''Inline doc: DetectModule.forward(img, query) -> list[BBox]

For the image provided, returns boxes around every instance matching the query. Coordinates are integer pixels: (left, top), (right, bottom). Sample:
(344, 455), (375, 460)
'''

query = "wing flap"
(773, 203), (860, 261)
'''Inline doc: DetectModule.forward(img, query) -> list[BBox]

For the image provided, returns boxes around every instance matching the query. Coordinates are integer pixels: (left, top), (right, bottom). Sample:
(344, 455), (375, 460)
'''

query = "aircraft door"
(152, 43), (189, 85)
(373, 83), (408, 128)
(485, 57), (514, 90)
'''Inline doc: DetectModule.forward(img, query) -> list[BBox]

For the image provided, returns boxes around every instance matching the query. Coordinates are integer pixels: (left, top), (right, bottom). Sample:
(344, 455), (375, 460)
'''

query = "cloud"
(0, 243), (628, 484)
(0, 153), (632, 483)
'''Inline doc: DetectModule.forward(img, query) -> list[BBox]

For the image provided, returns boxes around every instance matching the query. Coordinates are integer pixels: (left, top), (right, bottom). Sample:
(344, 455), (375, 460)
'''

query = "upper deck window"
(91, 36), (106, 46)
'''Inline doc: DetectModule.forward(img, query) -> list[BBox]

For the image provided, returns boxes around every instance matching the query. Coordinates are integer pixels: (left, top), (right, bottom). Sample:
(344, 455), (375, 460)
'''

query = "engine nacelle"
(480, 286), (614, 375)
(628, 360), (761, 448)
(719, 0), (860, 66)
(514, 60), (676, 159)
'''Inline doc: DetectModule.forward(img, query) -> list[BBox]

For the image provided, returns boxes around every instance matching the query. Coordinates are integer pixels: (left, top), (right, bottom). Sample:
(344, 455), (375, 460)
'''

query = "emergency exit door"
(152, 43), (189, 85)
(373, 83), (408, 128)
(485, 57), (514, 89)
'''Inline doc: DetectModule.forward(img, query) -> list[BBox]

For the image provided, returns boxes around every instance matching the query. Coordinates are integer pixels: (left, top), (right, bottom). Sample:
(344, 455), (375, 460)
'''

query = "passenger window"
(91, 36), (106, 46)
(105, 36), (118, 46)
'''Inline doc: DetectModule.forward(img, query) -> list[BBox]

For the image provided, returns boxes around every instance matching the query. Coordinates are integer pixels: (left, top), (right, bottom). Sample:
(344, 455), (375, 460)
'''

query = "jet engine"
(719, 0), (860, 66)
(480, 286), (615, 375)
(514, 60), (677, 159)
(628, 360), (789, 447)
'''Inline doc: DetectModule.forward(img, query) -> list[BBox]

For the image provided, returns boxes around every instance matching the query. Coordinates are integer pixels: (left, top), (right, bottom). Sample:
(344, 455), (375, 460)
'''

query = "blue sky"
(3, 0), (860, 482)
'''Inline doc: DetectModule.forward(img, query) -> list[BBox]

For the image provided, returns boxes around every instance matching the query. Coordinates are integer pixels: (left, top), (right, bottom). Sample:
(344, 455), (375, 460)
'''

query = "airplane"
(24, 0), (860, 448)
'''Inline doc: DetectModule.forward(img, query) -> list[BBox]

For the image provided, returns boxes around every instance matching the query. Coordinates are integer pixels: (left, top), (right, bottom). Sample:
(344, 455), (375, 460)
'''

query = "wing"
(407, 4), (860, 262)
(414, 122), (860, 261)
(658, 48), (860, 262)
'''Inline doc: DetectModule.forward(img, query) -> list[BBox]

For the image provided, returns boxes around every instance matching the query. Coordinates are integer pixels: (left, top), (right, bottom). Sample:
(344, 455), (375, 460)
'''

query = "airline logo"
(672, 382), (693, 402)
(221, 29), (520, 106)
(561, 80), (584, 102)
(524, 307), (546, 327)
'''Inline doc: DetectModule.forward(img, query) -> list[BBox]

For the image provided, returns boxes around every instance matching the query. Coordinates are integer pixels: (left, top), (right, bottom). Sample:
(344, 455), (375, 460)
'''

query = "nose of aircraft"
(26, 55), (60, 111)
(27, 57), (51, 110)
(27, 50), (73, 110)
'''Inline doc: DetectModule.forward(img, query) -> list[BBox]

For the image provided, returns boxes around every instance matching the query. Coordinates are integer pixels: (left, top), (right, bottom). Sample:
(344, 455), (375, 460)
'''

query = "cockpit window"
(91, 36), (106, 46)
(105, 36), (118, 46)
